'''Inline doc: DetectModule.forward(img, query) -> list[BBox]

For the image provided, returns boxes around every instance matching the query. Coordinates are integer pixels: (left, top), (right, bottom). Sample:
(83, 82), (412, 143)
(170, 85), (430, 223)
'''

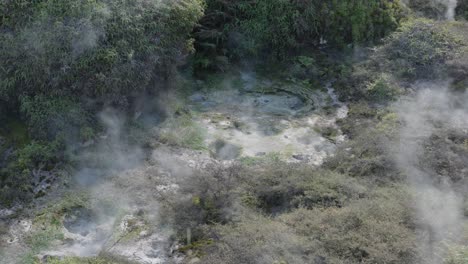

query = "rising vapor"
(394, 82), (468, 263)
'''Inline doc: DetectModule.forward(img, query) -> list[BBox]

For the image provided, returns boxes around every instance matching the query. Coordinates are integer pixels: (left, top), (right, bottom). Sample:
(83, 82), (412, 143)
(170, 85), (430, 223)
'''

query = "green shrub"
(0, 0), (205, 204)
(406, 0), (448, 19)
(243, 163), (367, 213)
(0, 140), (62, 206)
(158, 114), (205, 150)
(195, 0), (404, 63)
(0, 0), (204, 107)
(161, 164), (244, 244)
(0, 117), (30, 147)
(198, 186), (416, 264)
(327, 103), (401, 181)
(279, 187), (418, 264)
(336, 19), (466, 101)
(15, 141), (61, 171)
(456, 1), (468, 20)
(200, 213), (309, 264)
(365, 73), (401, 102)
(408, 0), (468, 21)
(444, 245), (468, 264)
(20, 95), (92, 141)
(234, 0), (298, 59)
(378, 19), (463, 79)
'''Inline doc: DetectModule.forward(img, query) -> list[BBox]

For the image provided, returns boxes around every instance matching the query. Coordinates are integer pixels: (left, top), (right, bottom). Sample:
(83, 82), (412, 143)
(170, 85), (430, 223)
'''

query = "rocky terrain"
(0, 73), (349, 263)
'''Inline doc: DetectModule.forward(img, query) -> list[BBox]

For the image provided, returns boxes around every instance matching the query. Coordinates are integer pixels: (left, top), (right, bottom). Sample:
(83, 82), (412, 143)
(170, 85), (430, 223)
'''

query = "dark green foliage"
(304, 0), (403, 47)
(0, 117), (30, 148)
(408, 0), (468, 21)
(233, 0), (299, 59)
(0, 0), (204, 107)
(0, 140), (62, 205)
(199, 187), (417, 264)
(456, 1), (468, 20)
(0, 0), (204, 204)
(243, 164), (366, 213)
(379, 19), (463, 79)
(163, 164), (243, 242)
(326, 103), (400, 181)
(0, 0), (44, 29)
(163, 161), (419, 264)
(194, 0), (404, 65)
(14, 140), (61, 171)
(20, 95), (93, 141)
(407, 0), (448, 19)
(278, 188), (418, 264)
(335, 19), (465, 102)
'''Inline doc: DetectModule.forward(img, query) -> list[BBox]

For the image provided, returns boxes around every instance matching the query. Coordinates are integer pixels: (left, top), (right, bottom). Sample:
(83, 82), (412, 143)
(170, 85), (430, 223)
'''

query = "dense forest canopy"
(0, 0), (203, 106)
(194, 0), (404, 68)
(0, 0), (406, 159)
(1, 1), (468, 264)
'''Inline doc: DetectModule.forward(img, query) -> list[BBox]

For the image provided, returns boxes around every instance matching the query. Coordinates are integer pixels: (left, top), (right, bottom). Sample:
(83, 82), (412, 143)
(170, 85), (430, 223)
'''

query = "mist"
(39, 106), (176, 262)
(2, 1), (468, 263)
(394, 82), (468, 263)
(444, 0), (458, 20)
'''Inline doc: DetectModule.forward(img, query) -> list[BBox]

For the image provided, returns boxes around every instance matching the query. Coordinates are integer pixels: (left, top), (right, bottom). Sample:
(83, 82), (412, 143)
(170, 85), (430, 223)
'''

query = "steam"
(444, 0), (458, 20)
(71, 19), (105, 57)
(16, 2), (113, 65)
(41, 107), (173, 262)
(403, 0), (459, 20)
(394, 82), (468, 263)
(433, 0), (459, 20)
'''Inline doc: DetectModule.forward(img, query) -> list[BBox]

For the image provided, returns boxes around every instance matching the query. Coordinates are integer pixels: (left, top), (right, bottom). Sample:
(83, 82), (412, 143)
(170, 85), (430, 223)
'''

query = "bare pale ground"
(0, 76), (348, 264)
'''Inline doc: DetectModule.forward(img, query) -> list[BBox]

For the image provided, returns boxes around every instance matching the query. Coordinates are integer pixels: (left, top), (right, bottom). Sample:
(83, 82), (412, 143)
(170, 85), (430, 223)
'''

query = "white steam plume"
(437, 0), (458, 20)
(394, 82), (468, 263)
(445, 0), (458, 20)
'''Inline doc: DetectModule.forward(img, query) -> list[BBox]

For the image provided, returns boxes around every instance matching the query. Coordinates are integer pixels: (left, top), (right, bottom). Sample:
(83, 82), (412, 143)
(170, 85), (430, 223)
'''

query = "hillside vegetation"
(1, 1), (468, 264)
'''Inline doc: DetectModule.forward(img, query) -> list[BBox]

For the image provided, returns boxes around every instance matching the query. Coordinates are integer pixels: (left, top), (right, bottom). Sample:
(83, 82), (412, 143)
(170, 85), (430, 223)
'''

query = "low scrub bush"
(201, 213), (309, 264)
(198, 186), (417, 264)
(243, 163), (367, 213)
(327, 103), (400, 181)
(406, 0), (448, 19)
(278, 187), (417, 264)
(162, 164), (244, 242)
(378, 19), (463, 79)
(336, 19), (466, 102)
